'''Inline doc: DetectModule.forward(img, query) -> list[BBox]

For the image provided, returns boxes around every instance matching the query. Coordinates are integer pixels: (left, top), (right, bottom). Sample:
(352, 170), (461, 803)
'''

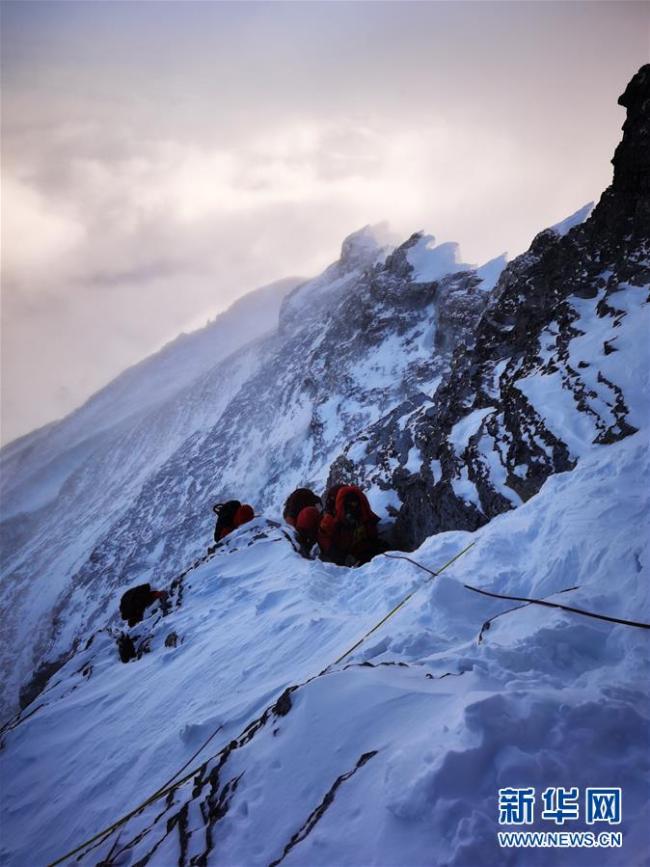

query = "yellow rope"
(47, 539), (476, 866)
(48, 761), (206, 866)
(329, 540), (476, 667)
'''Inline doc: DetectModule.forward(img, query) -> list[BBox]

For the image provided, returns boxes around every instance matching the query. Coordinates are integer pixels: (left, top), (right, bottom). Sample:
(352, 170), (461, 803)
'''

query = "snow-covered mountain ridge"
(0, 219), (503, 718)
(1, 432), (648, 866)
(0, 64), (648, 867)
(333, 67), (649, 547)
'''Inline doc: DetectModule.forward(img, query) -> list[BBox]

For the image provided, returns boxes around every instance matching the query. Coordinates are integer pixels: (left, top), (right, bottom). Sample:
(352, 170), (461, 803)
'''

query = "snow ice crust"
(550, 203), (595, 238)
(1, 433), (648, 867)
(405, 234), (507, 292)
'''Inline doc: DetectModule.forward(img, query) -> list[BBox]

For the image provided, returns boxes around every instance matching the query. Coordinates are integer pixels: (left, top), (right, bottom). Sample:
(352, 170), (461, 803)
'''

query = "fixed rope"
(49, 538), (649, 865)
(386, 553), (650, 632)
(463, 583), (650, 631)
(48, 752), (219, 866)
(475, 585), (580, 642)
(327, 541), (477, 669)
(48, 540), (476, 866)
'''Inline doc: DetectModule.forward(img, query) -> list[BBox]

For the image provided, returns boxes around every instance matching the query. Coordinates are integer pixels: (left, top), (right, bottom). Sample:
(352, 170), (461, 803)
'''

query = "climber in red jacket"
(295, 504), (322, 551)
(213, 500), (255, 542)
(283, 488), (322, 555)
(318, 485), (381, 567)
(283, 488), (321, 527)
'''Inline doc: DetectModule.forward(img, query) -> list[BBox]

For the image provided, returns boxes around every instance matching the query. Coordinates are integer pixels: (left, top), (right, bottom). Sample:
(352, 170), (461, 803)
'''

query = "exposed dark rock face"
(18, 652), (74, 710)
(268, 750), (379, 867)
(117, 633), (137, 663)
(605, 63), (650, 230)
(335, 64), (650, 550)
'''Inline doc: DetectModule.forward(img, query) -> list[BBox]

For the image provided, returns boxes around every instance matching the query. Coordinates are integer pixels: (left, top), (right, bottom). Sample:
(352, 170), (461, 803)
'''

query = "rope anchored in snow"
(465, 583), (650, 632)
(46, 540), (477, 866)
(475, 585), (580, 642)
(47, 539), (648, 866)
(325, 541), (477, 670)
(385, 552), (650, 633)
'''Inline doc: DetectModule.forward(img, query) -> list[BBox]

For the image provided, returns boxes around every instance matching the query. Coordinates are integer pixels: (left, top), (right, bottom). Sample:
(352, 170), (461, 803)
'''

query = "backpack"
(120, 583), (155, 627)
(283, 488), (320, 524)
(213, 500), (241, 541)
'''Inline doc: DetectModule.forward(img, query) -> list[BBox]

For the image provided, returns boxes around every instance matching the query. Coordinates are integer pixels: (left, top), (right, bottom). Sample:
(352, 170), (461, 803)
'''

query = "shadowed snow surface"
(1, 434), (648, 867)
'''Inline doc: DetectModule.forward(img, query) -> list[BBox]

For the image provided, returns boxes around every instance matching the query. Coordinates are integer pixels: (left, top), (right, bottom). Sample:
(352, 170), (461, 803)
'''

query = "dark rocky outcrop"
(19, 651), (74, 710)
(334, 64), (650, 550)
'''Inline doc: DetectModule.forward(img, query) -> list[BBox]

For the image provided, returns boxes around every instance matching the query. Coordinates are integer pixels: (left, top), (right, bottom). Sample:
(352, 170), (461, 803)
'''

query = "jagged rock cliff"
(335, 64), (650, 549)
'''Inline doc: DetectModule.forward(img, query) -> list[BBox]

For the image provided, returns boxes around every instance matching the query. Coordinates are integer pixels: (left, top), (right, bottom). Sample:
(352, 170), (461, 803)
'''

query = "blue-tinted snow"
(1, 434), (647, 867)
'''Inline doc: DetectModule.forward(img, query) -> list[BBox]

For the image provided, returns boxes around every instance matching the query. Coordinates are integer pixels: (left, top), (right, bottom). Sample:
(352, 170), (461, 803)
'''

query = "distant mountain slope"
(0, 276), (300, 518)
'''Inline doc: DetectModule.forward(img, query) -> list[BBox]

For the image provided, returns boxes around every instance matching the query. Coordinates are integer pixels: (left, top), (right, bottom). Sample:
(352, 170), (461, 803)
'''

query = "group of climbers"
(117, 483), (384, 657)
(284, 483), (385, 567)
(208, 484), (384, 566)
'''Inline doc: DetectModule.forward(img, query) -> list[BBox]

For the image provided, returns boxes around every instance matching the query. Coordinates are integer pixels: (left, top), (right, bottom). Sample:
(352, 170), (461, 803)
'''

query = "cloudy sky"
(1, 1), (647, 445)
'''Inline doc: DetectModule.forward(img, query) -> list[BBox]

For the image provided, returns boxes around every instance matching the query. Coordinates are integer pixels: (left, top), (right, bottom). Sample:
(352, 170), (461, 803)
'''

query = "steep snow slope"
(0, 221), (504, 720)
(0, 277), (300, 519)
(1, 432), (647, 867)
(0, 275), (306, 720)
